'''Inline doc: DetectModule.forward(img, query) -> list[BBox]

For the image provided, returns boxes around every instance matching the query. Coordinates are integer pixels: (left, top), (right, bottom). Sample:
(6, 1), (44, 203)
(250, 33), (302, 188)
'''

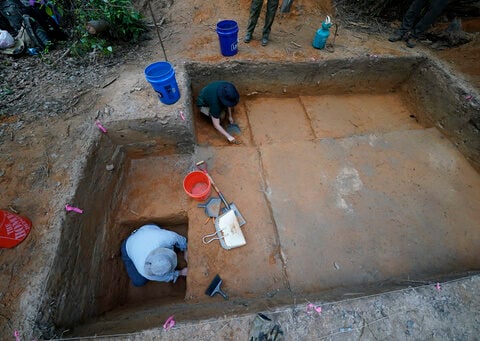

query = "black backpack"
(0, 0), (51, 55)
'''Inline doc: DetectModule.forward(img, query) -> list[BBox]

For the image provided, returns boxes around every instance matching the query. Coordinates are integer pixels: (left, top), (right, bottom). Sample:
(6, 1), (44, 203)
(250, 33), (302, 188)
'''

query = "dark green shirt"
(196, 81), (229, 119)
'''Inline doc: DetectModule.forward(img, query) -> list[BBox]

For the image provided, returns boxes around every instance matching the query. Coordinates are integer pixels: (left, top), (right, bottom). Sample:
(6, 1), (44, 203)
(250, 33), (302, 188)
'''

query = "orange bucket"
(183, 171), (211, 201)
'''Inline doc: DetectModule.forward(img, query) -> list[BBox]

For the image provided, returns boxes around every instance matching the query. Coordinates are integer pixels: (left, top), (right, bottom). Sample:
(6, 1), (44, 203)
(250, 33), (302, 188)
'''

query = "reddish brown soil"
(435, 35), (480, 89)
(96, 92), (479, 319)
(0, 0), (479, 339)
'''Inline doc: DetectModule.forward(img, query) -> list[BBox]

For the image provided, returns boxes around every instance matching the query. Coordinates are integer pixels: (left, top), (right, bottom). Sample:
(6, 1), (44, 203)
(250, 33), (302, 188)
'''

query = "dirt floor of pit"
(86, 92), (480, 320)
(1, 0), (480, 339)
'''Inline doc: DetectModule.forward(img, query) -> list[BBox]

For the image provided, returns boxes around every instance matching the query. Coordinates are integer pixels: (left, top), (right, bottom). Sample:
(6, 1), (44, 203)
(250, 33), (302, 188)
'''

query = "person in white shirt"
(121, 224), (188, 286)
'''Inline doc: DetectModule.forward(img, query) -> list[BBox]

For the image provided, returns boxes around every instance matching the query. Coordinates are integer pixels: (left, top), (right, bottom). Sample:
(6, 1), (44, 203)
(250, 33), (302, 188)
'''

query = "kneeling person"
(196, 81), (241, 144)
(121, 224), (188, 286)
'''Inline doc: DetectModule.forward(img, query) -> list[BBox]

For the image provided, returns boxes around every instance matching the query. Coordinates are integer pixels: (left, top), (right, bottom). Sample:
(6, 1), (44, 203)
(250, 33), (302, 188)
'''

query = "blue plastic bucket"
(144, 62), (180, 105)
(216, 20), (238, 57)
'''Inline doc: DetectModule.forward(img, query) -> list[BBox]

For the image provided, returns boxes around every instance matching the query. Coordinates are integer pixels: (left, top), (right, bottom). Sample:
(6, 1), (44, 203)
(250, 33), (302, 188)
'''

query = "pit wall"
(101, 63), (196, 158)
(403, 58), (480, 172)
(37, 135), (127, 329)
(186, 57), (424, 97)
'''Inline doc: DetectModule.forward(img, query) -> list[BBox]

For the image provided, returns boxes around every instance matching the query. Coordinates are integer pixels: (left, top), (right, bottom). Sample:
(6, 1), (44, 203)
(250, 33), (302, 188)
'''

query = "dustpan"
(202, 209), (246, 250)
(198, 197), (222, 218)
(196, 160), (246, 227)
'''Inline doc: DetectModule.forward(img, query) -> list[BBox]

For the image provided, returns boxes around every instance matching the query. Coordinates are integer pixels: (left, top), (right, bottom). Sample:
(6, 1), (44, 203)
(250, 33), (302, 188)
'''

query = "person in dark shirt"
(196, 81), (241, 144)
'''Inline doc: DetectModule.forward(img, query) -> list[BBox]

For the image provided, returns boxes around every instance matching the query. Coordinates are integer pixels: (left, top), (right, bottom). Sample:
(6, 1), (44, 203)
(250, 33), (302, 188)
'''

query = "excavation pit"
(116, 222), (189, 309)
(42, 57), (480, 337)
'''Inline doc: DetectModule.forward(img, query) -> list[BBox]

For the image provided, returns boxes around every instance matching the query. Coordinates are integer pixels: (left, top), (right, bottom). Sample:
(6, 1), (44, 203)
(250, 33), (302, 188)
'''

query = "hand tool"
(196, 160), (246, 226)
(205, 274), (228, 300)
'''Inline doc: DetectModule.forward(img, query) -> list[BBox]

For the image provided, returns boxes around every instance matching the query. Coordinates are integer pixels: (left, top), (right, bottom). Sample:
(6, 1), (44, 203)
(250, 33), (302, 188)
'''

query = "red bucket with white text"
(0, 210), (32, 248)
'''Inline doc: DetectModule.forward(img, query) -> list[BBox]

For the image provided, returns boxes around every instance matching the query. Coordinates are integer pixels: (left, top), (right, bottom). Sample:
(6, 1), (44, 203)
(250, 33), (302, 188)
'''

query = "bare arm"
(227, 107), (234, 124)
(211, 116), (235, 142)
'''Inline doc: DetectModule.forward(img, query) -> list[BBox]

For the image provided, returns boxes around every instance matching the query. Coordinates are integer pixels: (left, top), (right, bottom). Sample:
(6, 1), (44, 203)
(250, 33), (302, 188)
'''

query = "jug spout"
(322, 15), (333, 29)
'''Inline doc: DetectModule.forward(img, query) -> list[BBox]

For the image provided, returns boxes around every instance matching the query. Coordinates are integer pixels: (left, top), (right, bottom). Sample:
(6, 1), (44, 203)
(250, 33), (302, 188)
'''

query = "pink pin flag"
(14, 330), (21, 341)
(95, 121), (108, 133)
(163, 315), (175, 331)
(306, 303), (322, 314)
(65, 204), (84, 214)
(435, 283), (441, 291)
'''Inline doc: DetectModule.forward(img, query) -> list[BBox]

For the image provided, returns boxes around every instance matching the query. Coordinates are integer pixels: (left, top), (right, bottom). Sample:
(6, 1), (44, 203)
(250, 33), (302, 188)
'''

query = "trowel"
(226, 123), (241, 136)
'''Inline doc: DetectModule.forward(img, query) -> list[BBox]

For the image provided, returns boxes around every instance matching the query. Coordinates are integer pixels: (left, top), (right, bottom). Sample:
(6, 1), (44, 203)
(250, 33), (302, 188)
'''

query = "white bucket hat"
(144, 247), (177, 276)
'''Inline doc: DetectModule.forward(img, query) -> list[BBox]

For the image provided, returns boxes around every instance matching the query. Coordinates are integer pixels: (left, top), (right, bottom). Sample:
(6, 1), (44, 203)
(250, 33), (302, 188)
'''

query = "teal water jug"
(313, 16), (332, 49)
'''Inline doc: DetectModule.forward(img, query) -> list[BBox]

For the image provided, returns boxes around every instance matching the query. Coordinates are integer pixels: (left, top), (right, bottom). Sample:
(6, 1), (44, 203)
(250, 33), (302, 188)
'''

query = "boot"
(244, 32), (252, 43)
(261, 35), (269, 46)
(388, 29), (406, 42)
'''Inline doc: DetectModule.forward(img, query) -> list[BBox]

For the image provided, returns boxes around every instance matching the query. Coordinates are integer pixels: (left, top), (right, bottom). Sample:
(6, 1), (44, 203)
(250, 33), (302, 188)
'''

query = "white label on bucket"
(231, 42), (238, 52)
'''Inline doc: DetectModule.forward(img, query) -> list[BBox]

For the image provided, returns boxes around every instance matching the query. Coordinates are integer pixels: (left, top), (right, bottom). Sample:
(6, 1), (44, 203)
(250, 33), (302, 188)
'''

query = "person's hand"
(228, 136), (242, 145)
(179, 267), (188, 276)
(184, 249), (188, 262)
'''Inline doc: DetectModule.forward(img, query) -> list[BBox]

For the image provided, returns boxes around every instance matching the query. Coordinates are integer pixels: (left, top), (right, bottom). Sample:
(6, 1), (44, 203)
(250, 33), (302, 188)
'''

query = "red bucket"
(0, 210), (32, 248)
(183, 171), (211, 201)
